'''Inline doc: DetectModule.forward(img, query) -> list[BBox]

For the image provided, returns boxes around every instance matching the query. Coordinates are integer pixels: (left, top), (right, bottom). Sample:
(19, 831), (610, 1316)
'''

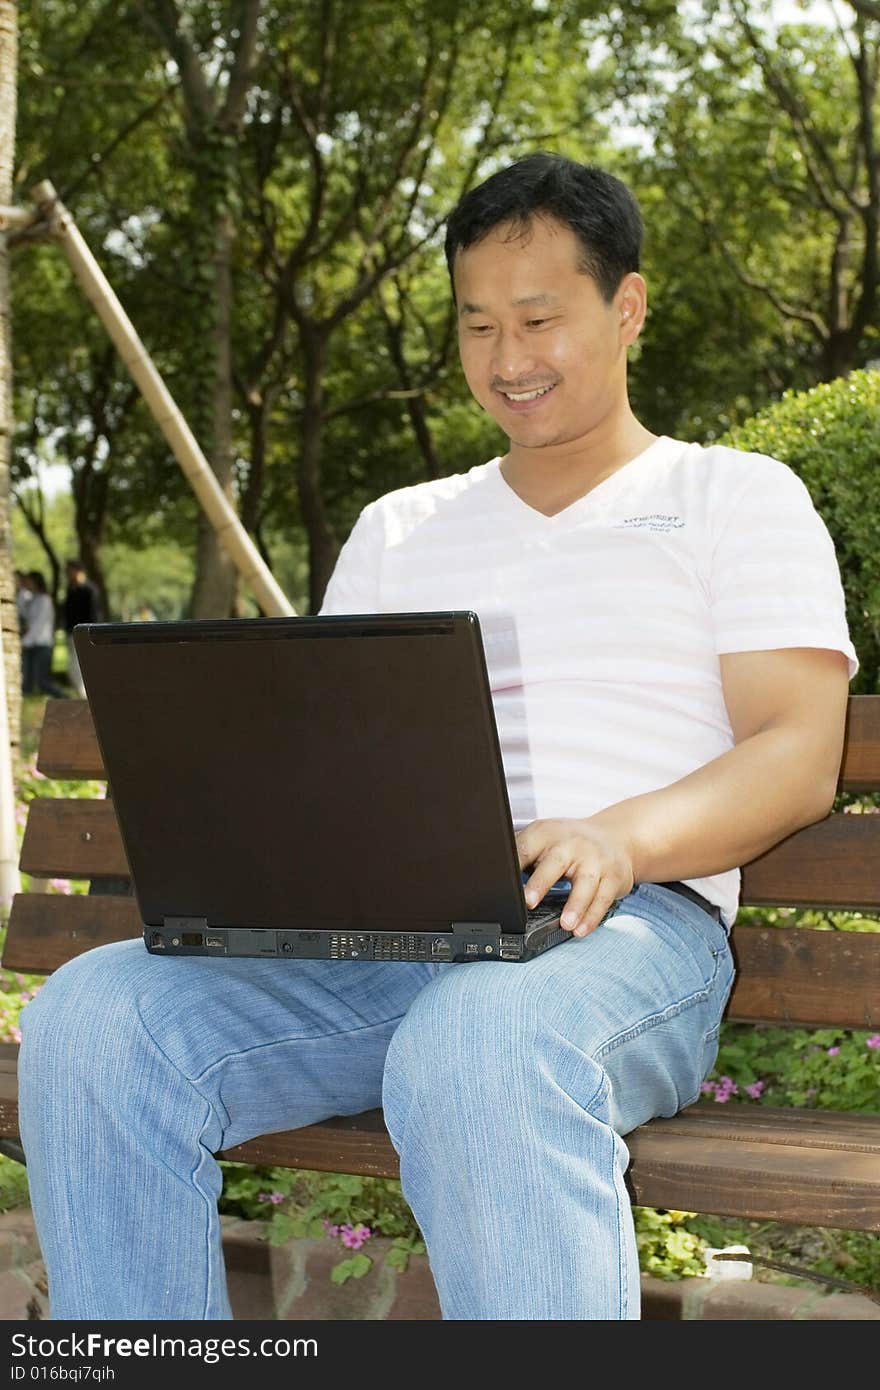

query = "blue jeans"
(18, 883), (734, 1320)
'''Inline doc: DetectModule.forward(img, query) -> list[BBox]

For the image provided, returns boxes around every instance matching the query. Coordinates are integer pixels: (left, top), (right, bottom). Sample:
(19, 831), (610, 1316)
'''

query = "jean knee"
(383, 964), (608, 1129)
(19, 941), (152, 1092)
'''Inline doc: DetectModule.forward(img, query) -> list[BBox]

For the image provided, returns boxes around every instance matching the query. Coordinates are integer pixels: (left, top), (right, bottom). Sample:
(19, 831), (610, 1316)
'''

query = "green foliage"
(682, 1213), (880, 1295)
(632, 1207), (707, 1279)
(705, 1023), (880, 1113)
(721, 369), (880, 692)
(218, 1163), (426, 1280)
(0, 1154), (31, 1214)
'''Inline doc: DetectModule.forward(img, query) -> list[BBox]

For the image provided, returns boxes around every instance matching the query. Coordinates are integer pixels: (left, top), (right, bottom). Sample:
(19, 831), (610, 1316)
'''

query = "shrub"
(721, 368), (880, 693)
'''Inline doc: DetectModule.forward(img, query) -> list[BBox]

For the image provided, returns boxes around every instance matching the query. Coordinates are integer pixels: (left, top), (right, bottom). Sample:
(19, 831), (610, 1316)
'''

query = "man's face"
(453, 215), (635, 452)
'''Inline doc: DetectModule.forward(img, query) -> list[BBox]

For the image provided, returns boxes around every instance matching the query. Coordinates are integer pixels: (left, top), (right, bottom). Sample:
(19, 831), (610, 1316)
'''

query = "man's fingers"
(561, 878), (619, 938)
(523, 845), (573, 906)
(515, 821), (551, 872)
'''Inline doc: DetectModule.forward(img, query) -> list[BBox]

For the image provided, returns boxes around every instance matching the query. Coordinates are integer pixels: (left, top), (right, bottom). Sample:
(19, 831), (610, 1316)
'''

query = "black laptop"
(73, 612), (577, 964)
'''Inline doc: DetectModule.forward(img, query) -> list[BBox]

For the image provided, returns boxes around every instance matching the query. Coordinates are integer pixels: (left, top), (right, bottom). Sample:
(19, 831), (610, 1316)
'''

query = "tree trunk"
(0, 0), (21, 766)
(189, 207), (239, 617)
(298, 331), (338, 614)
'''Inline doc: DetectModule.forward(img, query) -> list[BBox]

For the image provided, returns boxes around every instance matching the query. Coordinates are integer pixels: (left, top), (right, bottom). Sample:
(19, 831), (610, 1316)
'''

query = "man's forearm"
(588, 723), (839, 885)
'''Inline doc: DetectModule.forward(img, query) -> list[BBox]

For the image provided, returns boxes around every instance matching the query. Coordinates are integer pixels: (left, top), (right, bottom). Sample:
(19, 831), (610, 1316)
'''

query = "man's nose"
(491, 327), (538, 385)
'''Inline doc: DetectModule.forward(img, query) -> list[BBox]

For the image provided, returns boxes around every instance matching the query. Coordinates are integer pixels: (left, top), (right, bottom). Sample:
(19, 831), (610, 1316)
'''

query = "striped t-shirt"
(319, 435), (858, 927)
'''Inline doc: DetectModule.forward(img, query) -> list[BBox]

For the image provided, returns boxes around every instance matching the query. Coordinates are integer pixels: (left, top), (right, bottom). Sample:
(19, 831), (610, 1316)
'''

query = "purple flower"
(701, 1076), (739, 1103)
(866, 1034), (880, 1050)
(49, 878), (73, 895)
(744, 1081), (765, 1099)
(826, 1046), (841, 1056)
(341, 1224), (372, 1250)
(268, 1192), (285, 1205)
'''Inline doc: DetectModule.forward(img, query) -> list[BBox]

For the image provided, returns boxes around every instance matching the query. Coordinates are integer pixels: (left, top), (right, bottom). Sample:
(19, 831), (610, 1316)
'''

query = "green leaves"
(722, 368), (880, 693)
(705, 1022), (880, 1113)
(330, 1253), (372, 1283)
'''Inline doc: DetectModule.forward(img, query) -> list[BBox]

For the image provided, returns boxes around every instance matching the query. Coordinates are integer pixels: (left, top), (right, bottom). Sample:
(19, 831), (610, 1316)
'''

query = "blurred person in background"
(14, 570), (32, 634)
(21, 571), (66, 698)
(63, 559), (101, 699)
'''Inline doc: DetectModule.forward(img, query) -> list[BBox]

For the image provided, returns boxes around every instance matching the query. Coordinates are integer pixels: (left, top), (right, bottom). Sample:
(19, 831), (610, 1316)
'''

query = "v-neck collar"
(488, 435), (673, 527)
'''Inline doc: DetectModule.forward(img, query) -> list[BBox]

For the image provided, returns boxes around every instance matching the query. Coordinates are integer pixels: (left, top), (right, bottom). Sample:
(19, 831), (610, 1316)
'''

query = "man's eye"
(470, 324), (493, 334)
(527, 318), (550, 328)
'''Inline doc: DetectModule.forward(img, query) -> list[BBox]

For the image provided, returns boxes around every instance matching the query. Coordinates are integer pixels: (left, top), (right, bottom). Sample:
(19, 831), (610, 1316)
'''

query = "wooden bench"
(1, 697), (879, 1238)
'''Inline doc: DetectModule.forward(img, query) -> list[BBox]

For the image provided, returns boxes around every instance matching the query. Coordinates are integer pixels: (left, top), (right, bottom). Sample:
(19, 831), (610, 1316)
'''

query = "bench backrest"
(5, 697), (880, 1030)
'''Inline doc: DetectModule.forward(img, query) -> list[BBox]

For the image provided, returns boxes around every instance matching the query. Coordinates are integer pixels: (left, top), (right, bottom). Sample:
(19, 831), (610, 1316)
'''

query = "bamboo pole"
(0, 0), (22, 909)
(28, 181), (296, 618)
(0, 203), (34, 231)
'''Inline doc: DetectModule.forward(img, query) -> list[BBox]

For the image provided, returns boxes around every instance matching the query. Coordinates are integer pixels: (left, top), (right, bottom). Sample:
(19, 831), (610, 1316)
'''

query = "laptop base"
(145, 915), (572, 964)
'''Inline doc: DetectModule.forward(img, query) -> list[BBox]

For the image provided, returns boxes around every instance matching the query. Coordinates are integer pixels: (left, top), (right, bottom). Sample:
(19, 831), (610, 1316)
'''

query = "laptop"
(74, 611), (581, 965)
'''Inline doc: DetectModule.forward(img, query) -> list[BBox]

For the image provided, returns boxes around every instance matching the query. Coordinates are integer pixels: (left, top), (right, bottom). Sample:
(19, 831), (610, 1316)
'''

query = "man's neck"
(500, 413), (657, 517)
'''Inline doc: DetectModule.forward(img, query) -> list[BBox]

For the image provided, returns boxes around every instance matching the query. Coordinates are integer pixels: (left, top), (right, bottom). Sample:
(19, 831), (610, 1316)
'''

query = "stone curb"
(0, 1209), (876, 1320)
(640, 1274), (880, 1321)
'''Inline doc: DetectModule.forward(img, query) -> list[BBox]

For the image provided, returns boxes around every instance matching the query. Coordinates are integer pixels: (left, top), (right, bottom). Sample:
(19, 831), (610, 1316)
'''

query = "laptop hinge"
(163, 917), (209, 933)
(160, 916), (209, 947)
(449, 922), (503, 959)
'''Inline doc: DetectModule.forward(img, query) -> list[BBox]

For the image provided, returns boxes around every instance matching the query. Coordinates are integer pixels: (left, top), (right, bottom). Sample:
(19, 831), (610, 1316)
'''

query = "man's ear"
(616, 273), (647, 345)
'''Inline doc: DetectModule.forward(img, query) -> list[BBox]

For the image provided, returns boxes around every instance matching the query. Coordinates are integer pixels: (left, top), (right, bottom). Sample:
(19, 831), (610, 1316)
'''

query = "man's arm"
(517, 647), (852, 937)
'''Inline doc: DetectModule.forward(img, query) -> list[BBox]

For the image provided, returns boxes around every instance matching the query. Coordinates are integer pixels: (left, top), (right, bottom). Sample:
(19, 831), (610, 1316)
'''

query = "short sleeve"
(709, 455), (859, 679)
(318, 501), (384, 616)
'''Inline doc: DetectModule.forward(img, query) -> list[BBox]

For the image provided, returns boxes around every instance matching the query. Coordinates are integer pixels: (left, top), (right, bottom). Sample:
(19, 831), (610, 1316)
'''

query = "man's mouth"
(496, 382), (558, 407)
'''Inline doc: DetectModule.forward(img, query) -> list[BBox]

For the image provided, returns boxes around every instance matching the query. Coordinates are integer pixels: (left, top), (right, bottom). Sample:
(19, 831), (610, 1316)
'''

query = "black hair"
(26, 571), (47, 593)
(444, 152), (643, 303)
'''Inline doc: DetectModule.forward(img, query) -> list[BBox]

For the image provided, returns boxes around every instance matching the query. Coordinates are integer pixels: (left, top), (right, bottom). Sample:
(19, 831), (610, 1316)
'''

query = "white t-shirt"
(21, 592), (56, 648)
(320, 435), (858, 928)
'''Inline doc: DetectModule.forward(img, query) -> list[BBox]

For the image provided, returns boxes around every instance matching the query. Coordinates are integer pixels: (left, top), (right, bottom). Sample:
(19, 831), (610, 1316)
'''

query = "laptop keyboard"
(526, 903), (564, 929)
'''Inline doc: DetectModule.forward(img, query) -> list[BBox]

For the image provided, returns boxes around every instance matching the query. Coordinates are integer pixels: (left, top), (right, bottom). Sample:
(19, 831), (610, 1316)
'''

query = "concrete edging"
(0, 1209), (876, 1320)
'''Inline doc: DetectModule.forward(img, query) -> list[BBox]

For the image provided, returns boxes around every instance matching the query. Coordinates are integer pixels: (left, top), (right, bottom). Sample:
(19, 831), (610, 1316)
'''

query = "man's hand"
(516, 818), (636, 938)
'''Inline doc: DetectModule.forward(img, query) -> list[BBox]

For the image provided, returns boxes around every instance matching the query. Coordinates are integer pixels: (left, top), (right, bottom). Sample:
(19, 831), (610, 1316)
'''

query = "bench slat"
(740, 814), (880, 910)
(4, 894), (879, 1030)
(33, 694), (880, 790)
(3, 894), (142, 971)
(730, 925), (879, 1027)
(16, 795), (880, 913)
(36, 700), (106, 781)
(0, 1051), (875, 1230)
(841, 695), (880, 792)
(19, 799), (131, 879)
(624, 1106), (880, 1230)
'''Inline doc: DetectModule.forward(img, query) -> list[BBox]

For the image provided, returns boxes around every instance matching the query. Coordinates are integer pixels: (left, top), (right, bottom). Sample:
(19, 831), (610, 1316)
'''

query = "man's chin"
(507, 428), (573, 450)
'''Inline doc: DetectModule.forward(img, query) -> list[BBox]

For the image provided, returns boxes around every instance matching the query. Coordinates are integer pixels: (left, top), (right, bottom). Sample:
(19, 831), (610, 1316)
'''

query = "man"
(62, 558), (101, 698)
(18, 154), (856, 1320)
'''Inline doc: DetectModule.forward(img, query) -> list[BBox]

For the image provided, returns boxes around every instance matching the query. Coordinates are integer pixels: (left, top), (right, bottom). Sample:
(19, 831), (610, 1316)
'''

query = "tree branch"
(134, 0), (215, 124)
(221, 0), (264, 129)
(60, 90), (173, 204)
(731, 0), (861, 217)
(848, 0), (880, 22)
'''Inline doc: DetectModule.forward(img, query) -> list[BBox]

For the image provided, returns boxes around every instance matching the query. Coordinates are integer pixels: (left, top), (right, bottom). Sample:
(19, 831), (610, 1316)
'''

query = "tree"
(133, 0), (265, 617)
(0, 0), (20, 908)
(610, 0), (880, 404)
(233, 0), (612, 608)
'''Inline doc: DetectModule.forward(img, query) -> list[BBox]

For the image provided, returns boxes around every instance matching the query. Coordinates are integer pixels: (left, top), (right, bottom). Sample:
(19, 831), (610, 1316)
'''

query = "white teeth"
(503, 385), (554, 402)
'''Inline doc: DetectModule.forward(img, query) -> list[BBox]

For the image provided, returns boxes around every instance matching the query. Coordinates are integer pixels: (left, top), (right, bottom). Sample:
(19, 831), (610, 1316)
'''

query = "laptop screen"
(74, 613), (529, 935)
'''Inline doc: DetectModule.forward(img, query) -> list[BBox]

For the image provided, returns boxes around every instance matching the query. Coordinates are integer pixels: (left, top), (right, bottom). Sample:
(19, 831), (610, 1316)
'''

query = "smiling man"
(19, 153), (858, 1321)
